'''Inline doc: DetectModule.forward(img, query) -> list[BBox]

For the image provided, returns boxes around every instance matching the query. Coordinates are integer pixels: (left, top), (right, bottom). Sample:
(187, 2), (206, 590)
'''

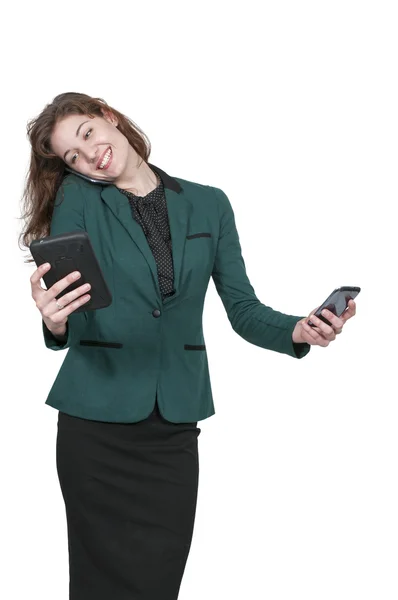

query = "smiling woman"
(19, 92), (154, 254)
(19, 92), (207, 600)
(19, 90), (356, 600)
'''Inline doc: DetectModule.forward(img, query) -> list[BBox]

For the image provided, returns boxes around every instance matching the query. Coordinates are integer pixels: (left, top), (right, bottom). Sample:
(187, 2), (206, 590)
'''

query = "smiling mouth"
(97, 147), (112, 169)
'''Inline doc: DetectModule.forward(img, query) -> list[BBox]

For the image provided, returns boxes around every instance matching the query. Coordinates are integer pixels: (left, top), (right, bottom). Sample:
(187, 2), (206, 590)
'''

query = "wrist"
(45, 321), (67, 338)
(292, 318), (305, 344)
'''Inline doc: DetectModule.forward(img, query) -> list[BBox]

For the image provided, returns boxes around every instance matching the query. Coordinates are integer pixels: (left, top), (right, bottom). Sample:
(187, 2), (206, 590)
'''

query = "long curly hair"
(19, 92), (151, 263)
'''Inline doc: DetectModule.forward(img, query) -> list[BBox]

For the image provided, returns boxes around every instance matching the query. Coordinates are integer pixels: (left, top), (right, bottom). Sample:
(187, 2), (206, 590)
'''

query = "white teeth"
(99, 148), (111, 169)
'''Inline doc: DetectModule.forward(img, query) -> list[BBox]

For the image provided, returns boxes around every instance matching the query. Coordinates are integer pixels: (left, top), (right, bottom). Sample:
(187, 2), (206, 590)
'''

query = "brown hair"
(19, 92), (151, 262)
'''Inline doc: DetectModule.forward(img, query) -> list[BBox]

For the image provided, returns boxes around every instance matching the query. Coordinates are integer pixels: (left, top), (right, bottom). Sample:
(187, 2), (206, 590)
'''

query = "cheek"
(112, 135), (129, 165)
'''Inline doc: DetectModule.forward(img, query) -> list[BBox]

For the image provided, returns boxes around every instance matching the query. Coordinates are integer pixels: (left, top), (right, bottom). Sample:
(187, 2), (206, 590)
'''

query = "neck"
(114, 146), (158, 195)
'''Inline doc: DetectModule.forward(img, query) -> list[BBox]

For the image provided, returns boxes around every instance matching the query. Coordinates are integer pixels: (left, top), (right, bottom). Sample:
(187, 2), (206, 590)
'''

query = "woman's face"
(50, 112), (130, 181)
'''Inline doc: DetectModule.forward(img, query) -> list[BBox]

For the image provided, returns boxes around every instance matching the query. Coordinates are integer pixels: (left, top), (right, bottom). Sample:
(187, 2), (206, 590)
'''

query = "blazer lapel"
(100, 164), (191, 302)
(163, 186), (190, 303)
(100, 184), (161, 294)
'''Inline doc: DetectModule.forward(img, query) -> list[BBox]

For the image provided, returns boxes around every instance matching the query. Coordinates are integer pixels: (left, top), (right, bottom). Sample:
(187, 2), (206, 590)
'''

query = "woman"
(20, 92), (356, 600)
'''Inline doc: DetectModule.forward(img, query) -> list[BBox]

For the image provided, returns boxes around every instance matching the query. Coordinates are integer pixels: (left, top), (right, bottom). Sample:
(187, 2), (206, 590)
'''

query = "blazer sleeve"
(211, 186), (310, 359)
(42, 178), (88, 351)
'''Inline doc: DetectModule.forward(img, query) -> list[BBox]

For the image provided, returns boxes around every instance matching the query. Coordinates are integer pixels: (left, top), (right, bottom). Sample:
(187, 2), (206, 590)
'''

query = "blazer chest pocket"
(80, 340), (123, 349)
(184, 233), (213, 273)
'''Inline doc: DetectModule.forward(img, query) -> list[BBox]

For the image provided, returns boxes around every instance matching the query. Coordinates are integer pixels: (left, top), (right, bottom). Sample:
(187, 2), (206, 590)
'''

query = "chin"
(111, 165), (126, 181)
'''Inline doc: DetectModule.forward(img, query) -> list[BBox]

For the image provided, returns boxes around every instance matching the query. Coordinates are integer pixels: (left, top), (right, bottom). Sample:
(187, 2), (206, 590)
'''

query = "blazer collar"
(147, 162), (182, 193)
(100, 163), (190, 305)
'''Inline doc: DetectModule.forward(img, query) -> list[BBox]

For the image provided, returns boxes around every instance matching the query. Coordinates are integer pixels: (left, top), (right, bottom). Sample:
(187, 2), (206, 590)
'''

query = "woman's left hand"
(292, 299), (357, 347)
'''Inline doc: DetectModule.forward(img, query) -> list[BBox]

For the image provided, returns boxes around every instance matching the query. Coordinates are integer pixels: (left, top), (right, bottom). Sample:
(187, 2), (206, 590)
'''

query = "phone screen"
(309, 286), (360, 327)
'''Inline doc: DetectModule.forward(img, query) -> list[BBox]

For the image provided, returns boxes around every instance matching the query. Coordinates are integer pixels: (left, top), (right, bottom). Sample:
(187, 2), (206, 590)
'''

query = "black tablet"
(30, 230), (112, 313)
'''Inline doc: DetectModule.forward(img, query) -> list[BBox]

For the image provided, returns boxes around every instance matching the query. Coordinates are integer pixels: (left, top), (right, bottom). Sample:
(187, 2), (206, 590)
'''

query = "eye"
(69, 129), (92, 164)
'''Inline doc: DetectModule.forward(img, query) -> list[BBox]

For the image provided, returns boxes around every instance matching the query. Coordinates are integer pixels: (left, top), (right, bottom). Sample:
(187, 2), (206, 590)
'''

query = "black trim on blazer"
(186, 232), (212, 239)
(184, 344), (206, 351)
(147, 163), (182, 193)
(80, 340), (123, 349)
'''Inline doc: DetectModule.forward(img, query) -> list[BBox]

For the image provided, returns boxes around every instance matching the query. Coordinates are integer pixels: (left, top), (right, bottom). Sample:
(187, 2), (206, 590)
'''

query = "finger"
(302, 320), (322, 342)
(45, 270), (82, 302)
(344, 299), (357, 320)
(302, 321), (330, 346)
(338, 300), (356, 324)
(59, 282), (92, 307)
(30, 263), (51, 294)
(45, 282), (91, 316)
(43, 294), (91, 323)
(319, 309), (344, 332)
(320, 329), (337, 341)
(307, 313), (336, 339)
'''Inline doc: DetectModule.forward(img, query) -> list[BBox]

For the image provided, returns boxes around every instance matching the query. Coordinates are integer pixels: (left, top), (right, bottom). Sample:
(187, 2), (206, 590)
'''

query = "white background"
(2, 1), (397, 598)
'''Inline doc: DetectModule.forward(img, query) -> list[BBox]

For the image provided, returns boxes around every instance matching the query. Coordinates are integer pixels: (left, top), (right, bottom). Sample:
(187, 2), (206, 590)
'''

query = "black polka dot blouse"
(116, 168), (176, 302)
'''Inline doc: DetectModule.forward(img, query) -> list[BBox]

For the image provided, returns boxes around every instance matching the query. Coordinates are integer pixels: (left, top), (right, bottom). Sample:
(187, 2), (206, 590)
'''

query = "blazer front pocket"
(186, 232), (212, 240)
(184, 344), (206, 351)
(79, 340), (123, 349)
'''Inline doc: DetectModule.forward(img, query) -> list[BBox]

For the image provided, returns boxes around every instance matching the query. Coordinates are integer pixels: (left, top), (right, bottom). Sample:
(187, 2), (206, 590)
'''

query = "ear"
(101, 108), (118, 127)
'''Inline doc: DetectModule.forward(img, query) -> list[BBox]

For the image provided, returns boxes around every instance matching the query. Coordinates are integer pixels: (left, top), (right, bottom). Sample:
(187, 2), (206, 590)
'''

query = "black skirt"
(56, 398), (201, 600)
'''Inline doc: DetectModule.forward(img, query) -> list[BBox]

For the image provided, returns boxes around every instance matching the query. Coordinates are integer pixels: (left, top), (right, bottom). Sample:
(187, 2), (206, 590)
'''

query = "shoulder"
(52, 174), (101, 219)
(54, 174), (101, 208)
(50, 175), (97, 233)
(174, 175), (230, 209)
(58, 173), (102, 195)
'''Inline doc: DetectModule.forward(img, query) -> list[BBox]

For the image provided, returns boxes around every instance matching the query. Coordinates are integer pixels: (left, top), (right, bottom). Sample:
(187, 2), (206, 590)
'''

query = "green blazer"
(42, 164), (310, 422)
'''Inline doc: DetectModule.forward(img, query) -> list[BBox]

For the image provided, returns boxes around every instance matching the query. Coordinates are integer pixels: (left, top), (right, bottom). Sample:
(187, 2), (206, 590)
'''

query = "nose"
(80, 143), (98, 166)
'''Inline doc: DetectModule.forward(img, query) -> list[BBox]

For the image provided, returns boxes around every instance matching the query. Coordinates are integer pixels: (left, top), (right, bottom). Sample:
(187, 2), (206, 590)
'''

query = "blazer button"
(152, 309), (161, 318)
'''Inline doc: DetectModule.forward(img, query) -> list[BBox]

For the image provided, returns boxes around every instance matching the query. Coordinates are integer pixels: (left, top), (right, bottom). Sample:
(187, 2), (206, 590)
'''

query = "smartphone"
(308, 286), (360, 327)
(30, 230), (112, 313)
(64, 166), (114, 185)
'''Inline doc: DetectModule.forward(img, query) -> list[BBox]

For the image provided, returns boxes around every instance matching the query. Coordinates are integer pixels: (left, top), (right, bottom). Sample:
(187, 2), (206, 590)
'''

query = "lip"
(97, 146), (112, 170)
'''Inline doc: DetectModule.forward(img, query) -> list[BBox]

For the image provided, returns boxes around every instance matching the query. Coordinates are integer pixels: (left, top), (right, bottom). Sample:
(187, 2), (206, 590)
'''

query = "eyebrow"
(63, 120), (91, 161)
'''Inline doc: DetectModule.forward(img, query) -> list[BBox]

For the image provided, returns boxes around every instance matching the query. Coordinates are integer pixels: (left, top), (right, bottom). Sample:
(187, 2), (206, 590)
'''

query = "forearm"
(229, 299), (308, 357)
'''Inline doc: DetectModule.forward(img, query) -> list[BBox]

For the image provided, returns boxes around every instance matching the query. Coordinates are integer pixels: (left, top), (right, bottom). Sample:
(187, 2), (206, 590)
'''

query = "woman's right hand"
(31, 263), (91, 337)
